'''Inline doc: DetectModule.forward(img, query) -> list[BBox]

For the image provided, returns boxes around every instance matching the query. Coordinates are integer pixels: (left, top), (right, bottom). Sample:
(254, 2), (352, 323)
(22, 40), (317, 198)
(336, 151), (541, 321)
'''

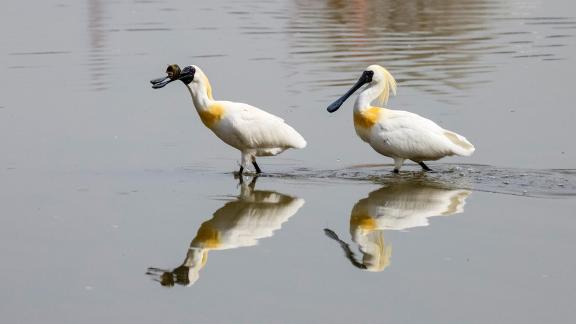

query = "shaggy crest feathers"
(193, 65), (214, 100)
(369, 232), (392, 272)
(373, 65), (397, 106)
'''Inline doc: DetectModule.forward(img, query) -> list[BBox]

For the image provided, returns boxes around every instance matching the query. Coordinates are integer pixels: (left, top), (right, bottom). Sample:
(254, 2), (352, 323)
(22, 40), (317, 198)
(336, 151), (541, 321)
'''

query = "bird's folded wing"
(228, 103), (306, 149)
(376, 113), (454, 158)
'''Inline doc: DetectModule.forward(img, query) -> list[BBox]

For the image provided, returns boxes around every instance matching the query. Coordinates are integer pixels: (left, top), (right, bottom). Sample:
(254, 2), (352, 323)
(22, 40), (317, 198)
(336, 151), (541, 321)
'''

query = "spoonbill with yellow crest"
(327, 65), (475, 173)
(151, 64), (307, 174)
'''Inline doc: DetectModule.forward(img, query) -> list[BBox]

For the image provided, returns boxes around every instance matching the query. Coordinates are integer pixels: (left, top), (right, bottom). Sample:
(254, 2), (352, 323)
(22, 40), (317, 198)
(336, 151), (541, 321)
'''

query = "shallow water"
(1, 0), (575, 323)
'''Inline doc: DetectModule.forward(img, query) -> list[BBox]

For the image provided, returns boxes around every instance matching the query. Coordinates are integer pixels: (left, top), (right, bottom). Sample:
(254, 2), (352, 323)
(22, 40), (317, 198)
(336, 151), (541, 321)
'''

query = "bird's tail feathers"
(444, 131), (475, 156)
(284, 124), (307, 149)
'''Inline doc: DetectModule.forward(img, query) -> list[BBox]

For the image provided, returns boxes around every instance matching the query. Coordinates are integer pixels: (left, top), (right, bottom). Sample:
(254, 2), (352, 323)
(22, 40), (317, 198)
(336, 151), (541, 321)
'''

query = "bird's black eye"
(182, 66), (195, 74)
(179, 66), (196, 84)
(362, 70), (374, 82)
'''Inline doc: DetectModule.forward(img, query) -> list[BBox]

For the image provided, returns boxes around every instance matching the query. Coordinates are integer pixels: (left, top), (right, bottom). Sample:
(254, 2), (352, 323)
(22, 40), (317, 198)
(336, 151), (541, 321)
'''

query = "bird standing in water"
(151, 64), (306, 174)
(327, 65), (475, 173)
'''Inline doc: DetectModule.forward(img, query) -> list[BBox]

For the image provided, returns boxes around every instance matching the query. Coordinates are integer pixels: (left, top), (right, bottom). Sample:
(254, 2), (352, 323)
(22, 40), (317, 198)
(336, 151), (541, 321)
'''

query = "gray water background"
(1, 0), (575, 323)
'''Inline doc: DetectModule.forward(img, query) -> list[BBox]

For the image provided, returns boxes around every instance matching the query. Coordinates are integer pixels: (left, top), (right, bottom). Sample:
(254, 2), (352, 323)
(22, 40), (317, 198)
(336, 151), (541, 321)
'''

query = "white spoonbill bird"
(327, 65), (475, 173)
(151, 64), (306, 174)
(147, 177), (304, 287)
(324, 178), (471, 272)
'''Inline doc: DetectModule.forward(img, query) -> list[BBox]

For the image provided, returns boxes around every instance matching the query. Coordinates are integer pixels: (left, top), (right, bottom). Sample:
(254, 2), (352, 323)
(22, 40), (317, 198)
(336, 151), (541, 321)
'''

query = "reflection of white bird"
(147, 178), (305, 287)
(327, 65), (475, 173)
(151, 64), (306, 174)
(325, 179), (471, 271)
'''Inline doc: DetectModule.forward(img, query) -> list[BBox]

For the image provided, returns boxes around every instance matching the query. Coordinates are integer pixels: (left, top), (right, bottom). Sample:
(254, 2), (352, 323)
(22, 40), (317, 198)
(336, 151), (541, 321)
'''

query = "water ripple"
(258, 164), (576, 198)
(280, 0), (576, 101)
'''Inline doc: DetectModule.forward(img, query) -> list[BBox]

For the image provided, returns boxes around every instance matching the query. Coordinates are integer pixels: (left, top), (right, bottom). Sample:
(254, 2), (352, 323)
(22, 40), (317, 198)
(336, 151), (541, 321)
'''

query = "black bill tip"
(150, 77), (167, 85)
(151, 77), (172, 89)
(327, 100), (343, 113)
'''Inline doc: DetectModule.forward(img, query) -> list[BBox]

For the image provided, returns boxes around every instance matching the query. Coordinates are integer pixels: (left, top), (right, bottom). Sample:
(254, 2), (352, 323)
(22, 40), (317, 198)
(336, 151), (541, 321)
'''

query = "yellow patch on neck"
(193, 223), (220, 249)
(350, 212), (377, 231)
(354, 107), (381, 129)
(199, 103), (225, 128)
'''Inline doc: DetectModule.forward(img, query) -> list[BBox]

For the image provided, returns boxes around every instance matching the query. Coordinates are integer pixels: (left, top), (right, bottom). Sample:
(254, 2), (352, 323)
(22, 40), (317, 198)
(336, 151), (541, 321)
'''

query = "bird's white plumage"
(148, 181), (304, 286)
(363, 109), (473, 161)
(349, 180), (470, 271)
(345, 65), (474, 171)
(192, 184), (304, 250)
(216, 101), (306, 155)
(352, 180), (471, 231)
(184, 66), (306, 171)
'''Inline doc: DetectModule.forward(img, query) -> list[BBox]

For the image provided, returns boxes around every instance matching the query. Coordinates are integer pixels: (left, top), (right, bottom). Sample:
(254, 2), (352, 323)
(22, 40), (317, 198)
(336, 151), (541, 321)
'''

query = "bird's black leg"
(251, 158), (262, 174)
(248, 176), (258, 190)
(238, 165), (244, 175)
(418, 161), (432, 171)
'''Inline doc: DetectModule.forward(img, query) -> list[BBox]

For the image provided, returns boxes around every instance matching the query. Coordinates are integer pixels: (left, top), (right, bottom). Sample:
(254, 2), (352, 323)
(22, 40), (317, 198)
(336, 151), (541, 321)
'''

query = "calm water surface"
(1, 0), (575, 323)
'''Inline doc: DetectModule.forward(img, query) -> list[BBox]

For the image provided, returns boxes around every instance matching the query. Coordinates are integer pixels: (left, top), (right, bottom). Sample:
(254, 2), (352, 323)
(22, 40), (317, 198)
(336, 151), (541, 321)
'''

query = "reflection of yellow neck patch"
(354, 107), (381, 129)
(199, 103), (225, 128)
(351, 212), (377, 231)
(193, 223), (220, 249)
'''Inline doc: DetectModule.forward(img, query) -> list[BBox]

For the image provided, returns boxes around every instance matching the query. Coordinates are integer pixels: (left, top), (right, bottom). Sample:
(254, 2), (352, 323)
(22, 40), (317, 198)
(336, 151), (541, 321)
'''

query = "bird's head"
(150, 64), (197, 89)
(327, 64), (397, 113)
(146, 265), (201, 288)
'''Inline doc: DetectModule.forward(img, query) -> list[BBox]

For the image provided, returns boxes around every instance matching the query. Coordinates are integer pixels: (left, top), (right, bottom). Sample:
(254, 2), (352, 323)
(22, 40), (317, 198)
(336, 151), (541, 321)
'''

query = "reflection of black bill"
(323, 228), (367, 270)
(150, 76), (173, 89)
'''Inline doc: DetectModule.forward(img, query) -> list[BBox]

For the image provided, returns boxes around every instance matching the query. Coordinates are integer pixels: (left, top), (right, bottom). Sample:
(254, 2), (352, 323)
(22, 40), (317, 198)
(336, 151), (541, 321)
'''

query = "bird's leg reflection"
(235, 173), (259, 189)
(247, 175), (258, 191)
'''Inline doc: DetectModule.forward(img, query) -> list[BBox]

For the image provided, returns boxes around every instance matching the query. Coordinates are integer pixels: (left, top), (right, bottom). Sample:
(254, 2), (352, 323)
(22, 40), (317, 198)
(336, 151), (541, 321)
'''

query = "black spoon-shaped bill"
(150, 64), (182, 89)
(326, 70), (373, 113)
(150, 76), (173, 89)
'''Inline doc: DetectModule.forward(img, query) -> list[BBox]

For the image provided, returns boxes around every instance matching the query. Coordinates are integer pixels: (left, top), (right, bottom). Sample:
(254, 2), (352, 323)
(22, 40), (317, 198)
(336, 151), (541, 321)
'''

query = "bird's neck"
(186, 75), (215, 111)
(173, 247), (205, 286)
(182, 247), (208, 269)
(354, 82), (384, 111)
